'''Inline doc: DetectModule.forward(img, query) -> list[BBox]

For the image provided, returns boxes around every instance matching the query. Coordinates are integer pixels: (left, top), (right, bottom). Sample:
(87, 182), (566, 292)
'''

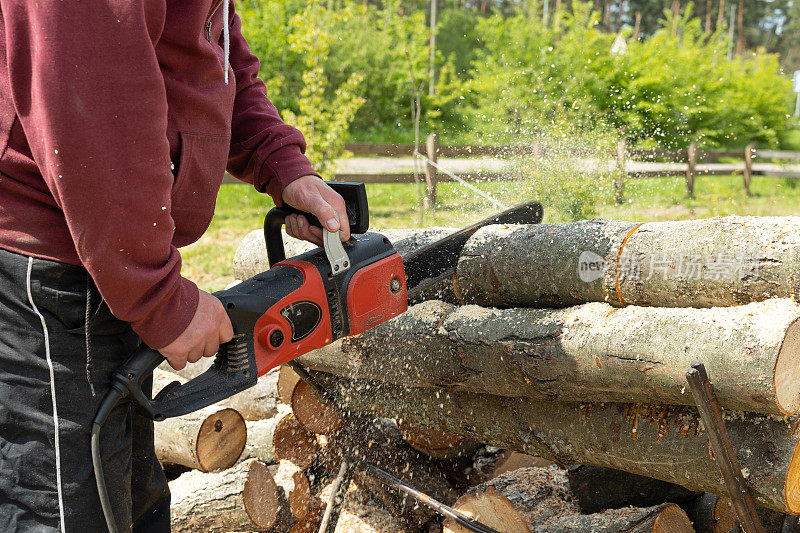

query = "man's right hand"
(160, 291), (234, 371)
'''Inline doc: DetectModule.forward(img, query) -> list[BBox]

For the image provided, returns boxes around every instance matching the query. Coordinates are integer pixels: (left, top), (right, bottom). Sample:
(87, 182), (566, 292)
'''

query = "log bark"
(443, 467), (693, 533)
(456, 217), (800, 309)
(169, 459), (279, 532)
(314, 374), (800, 514)
(536, 503), (694, 533)
(154, 406), (247, 472)
(566, 465), (699, 514)
(298, 298), (800, 415)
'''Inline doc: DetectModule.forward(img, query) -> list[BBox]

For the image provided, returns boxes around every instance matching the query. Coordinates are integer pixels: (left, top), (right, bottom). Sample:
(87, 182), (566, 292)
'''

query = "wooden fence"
(223, 133), (800, 206)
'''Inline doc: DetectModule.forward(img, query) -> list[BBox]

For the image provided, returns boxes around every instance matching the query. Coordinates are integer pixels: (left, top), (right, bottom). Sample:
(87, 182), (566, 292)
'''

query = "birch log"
(298, 299), (800, 415)
(456, 216), (800, 308)
(237, 406), (291, 464)
(169, 459), (279, 532)
(443, 467), (694, 533)
(314, 374), (800, 513)
(154, 406), (246, 472)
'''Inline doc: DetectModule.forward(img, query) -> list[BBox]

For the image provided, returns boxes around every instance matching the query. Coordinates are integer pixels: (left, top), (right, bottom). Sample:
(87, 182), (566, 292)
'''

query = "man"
(0, 1), (346, 531)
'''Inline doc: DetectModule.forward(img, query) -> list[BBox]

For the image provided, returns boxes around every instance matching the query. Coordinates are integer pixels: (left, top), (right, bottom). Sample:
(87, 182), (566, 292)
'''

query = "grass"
(181, 174), (800, 292)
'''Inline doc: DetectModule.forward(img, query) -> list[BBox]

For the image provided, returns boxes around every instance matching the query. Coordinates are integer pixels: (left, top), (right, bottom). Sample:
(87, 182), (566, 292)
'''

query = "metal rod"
(366, 464), (501, 533)
(685, 361), (764, 533)
(318, 460), (354, 533)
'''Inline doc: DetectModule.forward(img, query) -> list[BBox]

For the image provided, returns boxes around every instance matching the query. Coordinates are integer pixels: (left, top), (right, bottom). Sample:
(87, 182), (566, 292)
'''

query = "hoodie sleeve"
(1, 0), (199, 349)
(225, 3), (319, 203)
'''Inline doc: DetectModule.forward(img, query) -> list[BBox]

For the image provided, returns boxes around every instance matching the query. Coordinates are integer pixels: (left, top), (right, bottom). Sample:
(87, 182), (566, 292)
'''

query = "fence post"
(424, 132), (439, 209)
(686, 140), (698, 197)
(743, 142), (754, 196)
(615, 139), (627, 204)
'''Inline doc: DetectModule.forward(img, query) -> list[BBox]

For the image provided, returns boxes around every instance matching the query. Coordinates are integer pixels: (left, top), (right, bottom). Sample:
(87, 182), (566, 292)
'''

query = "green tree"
(282, 2), (366, 175)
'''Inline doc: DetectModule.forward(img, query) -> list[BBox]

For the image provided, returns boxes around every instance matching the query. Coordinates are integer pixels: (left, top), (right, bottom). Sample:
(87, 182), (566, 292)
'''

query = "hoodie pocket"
(171, 130), (229, 245)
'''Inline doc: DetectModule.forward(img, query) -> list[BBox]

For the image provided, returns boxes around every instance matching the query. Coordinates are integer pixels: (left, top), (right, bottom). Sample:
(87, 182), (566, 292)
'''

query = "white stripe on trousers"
(26, 257), (66, 533)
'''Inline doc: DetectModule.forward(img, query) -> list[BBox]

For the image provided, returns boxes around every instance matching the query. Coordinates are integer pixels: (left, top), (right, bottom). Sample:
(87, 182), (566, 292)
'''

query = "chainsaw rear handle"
(109, 264), (307, 420)
(265, 181), (369, 266)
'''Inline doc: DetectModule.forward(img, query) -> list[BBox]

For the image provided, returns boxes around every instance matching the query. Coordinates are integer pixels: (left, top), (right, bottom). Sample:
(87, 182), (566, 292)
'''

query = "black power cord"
(91, 385), (128, 533)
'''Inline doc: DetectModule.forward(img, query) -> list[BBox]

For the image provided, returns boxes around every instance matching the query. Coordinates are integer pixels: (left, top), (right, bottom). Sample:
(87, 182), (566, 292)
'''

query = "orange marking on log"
(615, 223), (644, 307)
(595, 357), (602, 369)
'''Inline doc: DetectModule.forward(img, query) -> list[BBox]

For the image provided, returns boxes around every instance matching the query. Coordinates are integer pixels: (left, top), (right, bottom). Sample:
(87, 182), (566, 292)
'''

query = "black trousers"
(0, 248), (170, 532)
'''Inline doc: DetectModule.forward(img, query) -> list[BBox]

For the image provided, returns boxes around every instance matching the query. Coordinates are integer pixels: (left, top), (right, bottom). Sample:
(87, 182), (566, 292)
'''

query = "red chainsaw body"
(252, 251), (407, 376)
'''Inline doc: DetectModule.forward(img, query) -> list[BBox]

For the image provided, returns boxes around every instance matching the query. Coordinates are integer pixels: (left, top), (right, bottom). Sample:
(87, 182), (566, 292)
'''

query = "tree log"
(455, 217), (800, 309)
(298, 298), (800, 415)
(278, 364), (302, 404)
(154, 406), (246, 472)
(291, 379), (344, 435)
(269, 460), (313, 520)
(566, 465), (699, 514)
(169, 459), (279, 532)
(397, 420), (480, 461)
(314, 374), (800, 514)
(536, 503), (693, 533)
(272, 412), (320, 469)
(443, 467), (693, 533)
(680, 493), (791, 533)
(237, 407), (291, 465)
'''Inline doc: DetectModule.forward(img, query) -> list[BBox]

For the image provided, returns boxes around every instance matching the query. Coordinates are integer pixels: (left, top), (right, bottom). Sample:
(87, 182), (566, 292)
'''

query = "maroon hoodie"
(0, 1), (317, 348)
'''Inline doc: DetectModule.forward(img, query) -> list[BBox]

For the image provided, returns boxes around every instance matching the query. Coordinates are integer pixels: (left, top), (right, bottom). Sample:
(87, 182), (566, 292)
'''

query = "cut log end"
(651, 503), (695, 533)
(785, 439), (800, 514)
(291, 379), (343, 435)
(290, 470), (312, 519)
(397, 420), (472, 460)
(710, 497), (737, 533)
(493, 452), (557, 478)
(272, 413), (320, 469)
(775, 319), (800, 415)
(196, 408), (247, 472)
(398, 420), (461, 449)
(241, 459), (280, 530)
(278, 365), (302, 405)
(444, 485), (533, 533)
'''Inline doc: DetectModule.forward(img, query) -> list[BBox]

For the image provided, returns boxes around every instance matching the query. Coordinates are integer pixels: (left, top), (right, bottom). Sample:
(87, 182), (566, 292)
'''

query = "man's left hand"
(281, 175), (350, 246)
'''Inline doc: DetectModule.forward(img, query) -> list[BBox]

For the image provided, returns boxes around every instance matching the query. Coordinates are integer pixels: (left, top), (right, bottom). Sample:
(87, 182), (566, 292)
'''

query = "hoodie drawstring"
(85, 273), (96, 396)
(223, 0), (230, 85)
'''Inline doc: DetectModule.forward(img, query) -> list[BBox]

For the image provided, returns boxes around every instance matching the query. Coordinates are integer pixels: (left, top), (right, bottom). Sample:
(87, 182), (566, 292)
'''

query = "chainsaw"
(91, 182), (543, 531)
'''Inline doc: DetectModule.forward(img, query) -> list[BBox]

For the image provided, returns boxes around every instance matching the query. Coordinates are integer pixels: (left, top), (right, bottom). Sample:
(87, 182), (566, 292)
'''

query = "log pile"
(231, 217), (800, 530)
